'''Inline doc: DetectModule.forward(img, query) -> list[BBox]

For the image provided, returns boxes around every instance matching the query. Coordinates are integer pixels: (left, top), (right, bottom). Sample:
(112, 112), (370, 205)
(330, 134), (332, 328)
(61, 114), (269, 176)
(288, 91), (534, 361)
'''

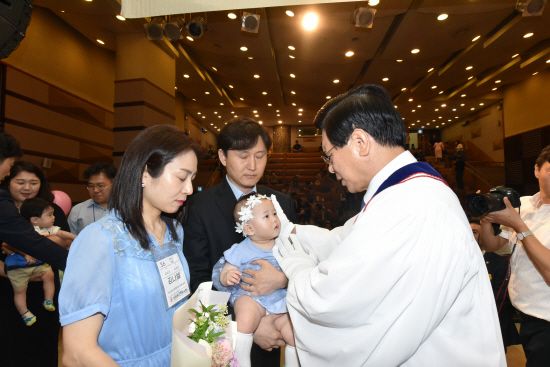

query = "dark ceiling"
(35, 0), (550, 134)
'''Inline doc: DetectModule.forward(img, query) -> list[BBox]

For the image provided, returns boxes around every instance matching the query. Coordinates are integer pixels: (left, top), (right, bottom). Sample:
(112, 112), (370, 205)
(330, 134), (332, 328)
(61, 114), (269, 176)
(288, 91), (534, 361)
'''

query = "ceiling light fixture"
(289, 54), (295, 59)
(382, 77), (389, 82)
(411, 48), (420, 54)
(227, 12), (237, 20)
(396, 59), (403, 63)
(288, 45), (295, 50)
(437, 13), (448, 21)
(164, 18), (185, 40)
(302, 12), (319, 31)
(345, 50), (355, 57)
(465, 65), (473, 70)
(523, 32), (534, 38)
(240, 46), (248, 51)
(290, 73), (296, 78)
(333, 79), (340, 84)
(242, 12), (260, 33)
(285, 10), (295, 17)
(116, 15), (126, 21)
(96, 39), (105, 45)
(253, 74), (260, 79)
(472, 35), (481, 42)
(186, 17), (206, 39)
(353, 7), (376, 28)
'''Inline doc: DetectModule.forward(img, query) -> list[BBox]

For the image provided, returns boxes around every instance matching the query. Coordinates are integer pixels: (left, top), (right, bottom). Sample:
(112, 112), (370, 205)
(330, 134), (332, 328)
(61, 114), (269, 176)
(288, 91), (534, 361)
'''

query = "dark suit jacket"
(183, 177), (297, 292)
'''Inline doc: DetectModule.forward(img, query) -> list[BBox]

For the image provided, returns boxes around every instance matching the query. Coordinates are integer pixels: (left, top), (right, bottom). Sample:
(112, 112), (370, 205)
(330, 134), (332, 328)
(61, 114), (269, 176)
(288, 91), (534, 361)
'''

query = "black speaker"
(0, 0), (32, 59)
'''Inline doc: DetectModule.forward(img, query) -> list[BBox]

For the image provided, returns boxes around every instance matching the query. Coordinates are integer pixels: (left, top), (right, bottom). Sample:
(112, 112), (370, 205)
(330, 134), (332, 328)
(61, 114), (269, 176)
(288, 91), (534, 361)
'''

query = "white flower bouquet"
(171, 282), (238, 367)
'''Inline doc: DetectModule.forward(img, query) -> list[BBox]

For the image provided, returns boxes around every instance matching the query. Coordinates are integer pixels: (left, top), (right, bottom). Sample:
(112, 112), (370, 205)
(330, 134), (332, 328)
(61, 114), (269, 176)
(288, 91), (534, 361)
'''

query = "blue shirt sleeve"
(59, 222), (115, 326)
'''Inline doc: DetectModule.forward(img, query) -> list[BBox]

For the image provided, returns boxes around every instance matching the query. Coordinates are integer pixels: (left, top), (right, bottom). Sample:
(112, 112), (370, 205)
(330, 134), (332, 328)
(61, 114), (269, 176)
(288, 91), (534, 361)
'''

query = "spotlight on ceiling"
(186, 17), (206, 39)
(516, 0), (547, 16)
(144, 19), (164, 40)
(164, 19), (184, 41)
(353, 7), (376, 28)
(241, 12), (260, 33)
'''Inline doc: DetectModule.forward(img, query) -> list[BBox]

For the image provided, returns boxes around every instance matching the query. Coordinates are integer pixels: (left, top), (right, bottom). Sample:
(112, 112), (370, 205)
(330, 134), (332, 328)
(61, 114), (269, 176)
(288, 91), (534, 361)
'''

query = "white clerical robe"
(288, 151), (506, 366)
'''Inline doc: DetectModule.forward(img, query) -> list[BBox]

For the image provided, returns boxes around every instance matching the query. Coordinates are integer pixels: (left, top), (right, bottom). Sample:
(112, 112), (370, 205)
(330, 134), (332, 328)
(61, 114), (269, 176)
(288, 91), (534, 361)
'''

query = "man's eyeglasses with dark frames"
(86, 184), (110, 192)
(321, 146), (336, 165)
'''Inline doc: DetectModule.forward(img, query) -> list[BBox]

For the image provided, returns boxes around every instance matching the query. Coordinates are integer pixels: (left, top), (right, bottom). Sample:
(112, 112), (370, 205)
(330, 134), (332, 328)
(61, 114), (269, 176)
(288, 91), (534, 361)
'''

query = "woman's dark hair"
(535, 145), (550, 169)
(0, 132), (22, 161)
(217, 117), (272, 154)
(110, 125), (198, 250)
(20, 197), (53, 221)
(3, 160), (54, 202)
(316, 84), (406, 148)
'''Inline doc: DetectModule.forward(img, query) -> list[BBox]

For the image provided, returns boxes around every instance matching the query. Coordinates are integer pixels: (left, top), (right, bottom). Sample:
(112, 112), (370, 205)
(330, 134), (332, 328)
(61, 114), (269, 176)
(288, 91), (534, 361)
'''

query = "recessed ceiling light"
(278, 120), (283, 124)
(438, 90), (444, 94)
(411, 109), (416, 113)
(302, 12), (319, 31)
(289, 54), (295, 59)
(291, 90), (296, 94)
(116, 15), (126, 21)
(460, 103), (465, 106)
(258, 121), (263, 124)
(345, 50), (355, 57)
(292, 102), (297, 106)
(276, 110), (280, 113)
(411, 48), (420, 54)
(435, 108), (439, 112)
(468, 76), (473, 80)
(217, 116), (221, 119)
(333, 79), (340, 84)
(368, 0), (380, 5)
(532, 72), (538, 76)
(431, 85), (437, 89)
(197, 112), (201, 115)
(240, 46), (248, 52)
(396, 59), (403, 63)
(288, 45), (295, 51)
(401, 87), (407, 91)
(452, 108), (457, 111)
(285, 10), (295, 17)
(210, 123), (214, 126)
(495, 80), (501, 84)
(465, 65), (473, 70)
(326, 95), (331, 99)
(512, 53), (519, 58)
(227, 12), (237, 19)
(205, 91), (210, 95)
(174, 86), (177, 90)
(214, 111), (218, 115)
(220, 103), (224, 106)
(546, 59), (550, 63)
(262, 91), (267, 95)
(192, 98), (197, 101)
(290, 73), (296, 78)
(408, 98), (413, 102)
(472, 35), (481, 42)
(60, 10), (65, 13)
(267, 103), (272, 106)
(96, 39), (105, 45)
(298, 112), (302, 116)
(437, 13), (448, 21)
(298, 108), (303, 112)
(441, 103), (447, 107)
(277, 114), (280, 117)
(479, 102), (484, 106)
(471, 107), (475, 110)
(427, 67), (434, 73)
(211, 66), (218, 72)
(461, 93), (467, 97)
(254, 114), (259, 118)
(253, 74), (260, 79)
(231, 111), (235, 114)
(252, 110), (258, 114)
(248, 56), (254, 60)
(417, 105), (422, 108)
(382, 77), (389, 82)
(186, 36), (194, 42)
(183, 74), (190, 78)
(523, 32), (534, 38)
(228, 84), (234, 89)
(239, 97), (244, 101)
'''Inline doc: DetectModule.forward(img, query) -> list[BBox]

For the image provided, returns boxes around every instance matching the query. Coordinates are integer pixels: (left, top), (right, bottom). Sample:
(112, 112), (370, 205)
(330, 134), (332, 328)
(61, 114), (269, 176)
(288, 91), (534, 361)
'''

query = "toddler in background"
(212, 193), (299, 367)
(2, 197), (74, 326)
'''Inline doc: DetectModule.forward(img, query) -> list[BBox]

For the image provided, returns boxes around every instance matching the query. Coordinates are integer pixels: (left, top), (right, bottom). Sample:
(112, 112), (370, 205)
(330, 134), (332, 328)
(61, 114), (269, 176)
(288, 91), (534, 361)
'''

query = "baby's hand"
(223, 269), (242, 286)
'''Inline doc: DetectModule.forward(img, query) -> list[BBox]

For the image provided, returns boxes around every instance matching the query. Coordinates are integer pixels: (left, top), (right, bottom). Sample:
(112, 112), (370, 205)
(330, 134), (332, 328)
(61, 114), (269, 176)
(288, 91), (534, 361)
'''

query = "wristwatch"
(517, 230), (533, 241)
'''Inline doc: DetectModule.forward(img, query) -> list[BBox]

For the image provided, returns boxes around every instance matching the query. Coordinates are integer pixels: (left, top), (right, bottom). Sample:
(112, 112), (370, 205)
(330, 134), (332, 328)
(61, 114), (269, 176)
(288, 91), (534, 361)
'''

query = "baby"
(2, 197), (74, 326)
(212, 193), (298, 367)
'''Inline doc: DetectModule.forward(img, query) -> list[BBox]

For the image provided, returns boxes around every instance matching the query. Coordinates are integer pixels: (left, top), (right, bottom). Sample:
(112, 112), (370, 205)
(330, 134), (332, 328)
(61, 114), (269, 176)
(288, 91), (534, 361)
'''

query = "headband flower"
(235, 194), (270, 236)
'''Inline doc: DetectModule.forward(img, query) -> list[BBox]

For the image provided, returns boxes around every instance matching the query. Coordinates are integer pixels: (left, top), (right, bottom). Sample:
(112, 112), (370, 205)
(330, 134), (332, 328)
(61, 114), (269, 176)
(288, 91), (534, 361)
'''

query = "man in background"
(68, 162), (116, 234)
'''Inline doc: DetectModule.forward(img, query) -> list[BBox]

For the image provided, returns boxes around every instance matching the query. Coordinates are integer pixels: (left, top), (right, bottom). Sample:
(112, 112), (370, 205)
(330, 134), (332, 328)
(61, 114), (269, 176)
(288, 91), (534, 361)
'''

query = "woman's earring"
(141, 182), (145, 188)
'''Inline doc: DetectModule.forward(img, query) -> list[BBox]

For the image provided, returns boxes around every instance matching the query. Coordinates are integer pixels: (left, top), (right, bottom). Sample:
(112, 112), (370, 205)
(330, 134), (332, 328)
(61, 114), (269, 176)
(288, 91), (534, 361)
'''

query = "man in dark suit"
(184, 117), (296, 367)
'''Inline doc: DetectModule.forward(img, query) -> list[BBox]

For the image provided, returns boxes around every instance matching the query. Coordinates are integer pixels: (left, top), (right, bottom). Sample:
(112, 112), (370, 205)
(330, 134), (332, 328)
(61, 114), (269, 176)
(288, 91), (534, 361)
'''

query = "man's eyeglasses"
(86, 183), (110, 191)
(321, 145), (336, 165)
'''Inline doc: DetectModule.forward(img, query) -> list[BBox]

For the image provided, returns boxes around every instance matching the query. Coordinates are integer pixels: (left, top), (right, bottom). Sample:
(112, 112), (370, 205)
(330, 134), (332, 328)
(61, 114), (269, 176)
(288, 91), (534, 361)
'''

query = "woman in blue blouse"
(59, 125), (198, 366)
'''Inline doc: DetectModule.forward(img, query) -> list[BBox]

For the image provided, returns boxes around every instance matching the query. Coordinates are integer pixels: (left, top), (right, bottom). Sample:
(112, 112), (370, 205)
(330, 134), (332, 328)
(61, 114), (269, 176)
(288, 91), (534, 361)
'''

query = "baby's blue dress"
(212, 237), (287, 314)
(59, 212), (190, 367)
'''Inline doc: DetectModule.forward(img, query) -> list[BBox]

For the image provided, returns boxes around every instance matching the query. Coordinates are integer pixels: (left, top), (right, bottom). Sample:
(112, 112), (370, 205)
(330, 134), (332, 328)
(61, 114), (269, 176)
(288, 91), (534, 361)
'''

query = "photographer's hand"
(484, 197), (528, 233)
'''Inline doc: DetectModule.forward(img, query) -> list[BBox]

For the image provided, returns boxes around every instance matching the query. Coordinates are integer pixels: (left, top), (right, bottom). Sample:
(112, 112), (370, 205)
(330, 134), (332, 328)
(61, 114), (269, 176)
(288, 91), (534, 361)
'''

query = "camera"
(465, 186), (521, 217)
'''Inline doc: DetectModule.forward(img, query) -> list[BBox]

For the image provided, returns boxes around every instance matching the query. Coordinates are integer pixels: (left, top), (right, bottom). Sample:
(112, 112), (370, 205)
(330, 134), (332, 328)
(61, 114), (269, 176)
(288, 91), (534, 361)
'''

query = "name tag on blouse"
(152, 242), (190, 308)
